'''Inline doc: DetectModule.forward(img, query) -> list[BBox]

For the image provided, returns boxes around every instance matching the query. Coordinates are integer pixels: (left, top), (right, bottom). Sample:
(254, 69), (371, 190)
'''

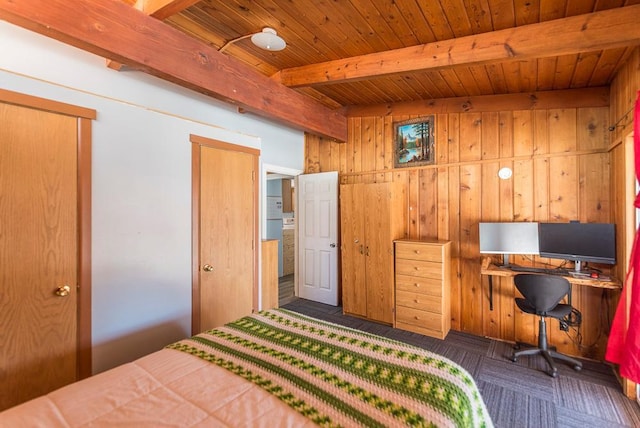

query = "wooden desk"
(480, 257), (622, 311)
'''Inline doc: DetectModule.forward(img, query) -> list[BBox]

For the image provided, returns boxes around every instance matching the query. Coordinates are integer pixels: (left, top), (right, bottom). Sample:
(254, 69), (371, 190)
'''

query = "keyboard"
(508, 265), (570, 276)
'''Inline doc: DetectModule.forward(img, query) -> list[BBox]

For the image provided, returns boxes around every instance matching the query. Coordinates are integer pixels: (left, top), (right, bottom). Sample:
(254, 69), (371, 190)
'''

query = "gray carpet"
(282, 298), (640, 428)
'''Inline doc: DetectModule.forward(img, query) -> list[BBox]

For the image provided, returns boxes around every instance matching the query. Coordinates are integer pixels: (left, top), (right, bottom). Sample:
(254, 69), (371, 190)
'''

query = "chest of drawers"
(394, 239), (451, 339)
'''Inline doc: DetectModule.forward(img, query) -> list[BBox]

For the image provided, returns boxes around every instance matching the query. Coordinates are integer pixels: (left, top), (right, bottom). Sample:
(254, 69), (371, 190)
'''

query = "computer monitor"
(538, 222), (616, 272)
(479, 222), (540, 266)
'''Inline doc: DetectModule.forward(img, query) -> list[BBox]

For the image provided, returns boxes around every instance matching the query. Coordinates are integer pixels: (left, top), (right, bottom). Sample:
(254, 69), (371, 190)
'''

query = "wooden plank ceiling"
(2, 1), (640, 139)
(149, 0), (640, 109)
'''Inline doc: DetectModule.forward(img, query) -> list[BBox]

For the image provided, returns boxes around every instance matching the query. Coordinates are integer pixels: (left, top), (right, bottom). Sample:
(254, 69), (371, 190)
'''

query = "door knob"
(55, 285), (71, 297)
(203, 264), (214, 272)
(330, 243), (336, 248)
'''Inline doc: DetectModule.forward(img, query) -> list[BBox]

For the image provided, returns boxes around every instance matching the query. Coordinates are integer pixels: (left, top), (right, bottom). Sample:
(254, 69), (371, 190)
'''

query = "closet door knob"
(203, 264), (214, 272)
(55, 285), (71, 297)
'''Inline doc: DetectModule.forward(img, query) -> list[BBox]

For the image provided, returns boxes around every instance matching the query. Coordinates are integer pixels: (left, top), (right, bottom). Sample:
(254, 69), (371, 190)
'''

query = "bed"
(0, 309), (493, 427)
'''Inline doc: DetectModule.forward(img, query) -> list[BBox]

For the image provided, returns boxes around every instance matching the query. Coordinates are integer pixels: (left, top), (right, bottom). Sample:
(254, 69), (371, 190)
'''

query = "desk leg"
(488, 275), (494, 311)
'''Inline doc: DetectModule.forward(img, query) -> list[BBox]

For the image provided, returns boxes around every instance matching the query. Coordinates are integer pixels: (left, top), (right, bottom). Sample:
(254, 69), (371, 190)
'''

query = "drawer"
(395, 259), (442, 279)
(395, 275), (442, 297)
(395, 242), (443, 262)
(396, 290), (442, 313)
(395, 306), (443, 331)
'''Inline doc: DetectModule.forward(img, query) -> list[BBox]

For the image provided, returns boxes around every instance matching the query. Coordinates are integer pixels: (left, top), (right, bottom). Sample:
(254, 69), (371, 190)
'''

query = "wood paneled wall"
(608, 47), (639, 396)
(306, 91), (620, 360)
(610, 48), (639, 145)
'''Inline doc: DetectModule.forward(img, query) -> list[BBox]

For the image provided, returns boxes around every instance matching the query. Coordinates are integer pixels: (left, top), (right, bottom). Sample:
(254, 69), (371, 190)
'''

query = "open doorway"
(262, 164), (302, 307)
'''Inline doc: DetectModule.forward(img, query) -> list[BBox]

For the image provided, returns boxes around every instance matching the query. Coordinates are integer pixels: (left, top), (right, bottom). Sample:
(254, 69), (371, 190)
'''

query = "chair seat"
(515, 298), (572, 319)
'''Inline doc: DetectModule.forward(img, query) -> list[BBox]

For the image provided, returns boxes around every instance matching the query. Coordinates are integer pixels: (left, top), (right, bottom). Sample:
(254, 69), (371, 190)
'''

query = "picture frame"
(393, 116), (435, 168)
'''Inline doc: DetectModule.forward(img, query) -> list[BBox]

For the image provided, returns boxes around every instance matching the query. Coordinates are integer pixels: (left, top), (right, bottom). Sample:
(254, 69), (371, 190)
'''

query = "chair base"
(510, 316), (583, 377)
(510, 344), (583, 378)
(513, 341), (556, 352)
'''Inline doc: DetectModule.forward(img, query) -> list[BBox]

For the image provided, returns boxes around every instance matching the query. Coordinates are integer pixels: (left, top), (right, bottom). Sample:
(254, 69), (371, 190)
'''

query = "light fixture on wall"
(219, 27), (286, 53)
(498, 167), (512, 180)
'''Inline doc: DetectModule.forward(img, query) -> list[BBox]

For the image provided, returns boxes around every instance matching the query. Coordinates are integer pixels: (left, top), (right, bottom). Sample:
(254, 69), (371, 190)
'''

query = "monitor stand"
(501, 254), (512, 268)
(574, 260), (584, 273)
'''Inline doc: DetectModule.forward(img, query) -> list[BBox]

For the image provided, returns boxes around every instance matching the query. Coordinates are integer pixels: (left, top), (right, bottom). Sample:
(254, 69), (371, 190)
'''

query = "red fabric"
(605, 90), (640, 384)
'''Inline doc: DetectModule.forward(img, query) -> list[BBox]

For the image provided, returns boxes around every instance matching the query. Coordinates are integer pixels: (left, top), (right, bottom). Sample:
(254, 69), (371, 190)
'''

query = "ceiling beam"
(134, 0), (200, 20)
(277, 5), (640, 88)
(0, 0), (347, 141)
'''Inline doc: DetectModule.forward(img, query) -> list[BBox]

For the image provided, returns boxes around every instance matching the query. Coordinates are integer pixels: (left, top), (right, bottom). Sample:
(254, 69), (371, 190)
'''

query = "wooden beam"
(0, 0), (347, 141)
(342, 87), (610, 117)
(277, 5), (640, 88)
(135, 0), (200, 20)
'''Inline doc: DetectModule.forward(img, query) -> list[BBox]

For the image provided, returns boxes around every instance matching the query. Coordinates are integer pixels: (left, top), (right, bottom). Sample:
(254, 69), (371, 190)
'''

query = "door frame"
(191, 135), (260, 334)
(0, 89), (95, 379)
(261, 164), (303, 301)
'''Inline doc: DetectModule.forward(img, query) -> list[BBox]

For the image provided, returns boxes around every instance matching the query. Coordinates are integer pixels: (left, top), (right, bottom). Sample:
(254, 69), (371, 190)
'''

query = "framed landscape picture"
(393, 116), (435, 168)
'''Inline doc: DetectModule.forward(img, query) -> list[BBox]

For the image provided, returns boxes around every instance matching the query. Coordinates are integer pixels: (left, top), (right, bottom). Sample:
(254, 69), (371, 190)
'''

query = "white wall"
(0, 21), (305, 373)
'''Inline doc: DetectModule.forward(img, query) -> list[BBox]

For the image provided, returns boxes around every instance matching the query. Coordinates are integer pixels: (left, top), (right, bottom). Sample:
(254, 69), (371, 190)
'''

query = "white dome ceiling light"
(218, 27), (287, 53)
(251, 27), (286, 51)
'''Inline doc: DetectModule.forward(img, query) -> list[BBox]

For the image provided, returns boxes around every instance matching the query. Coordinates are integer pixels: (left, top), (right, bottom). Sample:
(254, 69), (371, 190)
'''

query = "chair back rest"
(513, 274), (570, 313)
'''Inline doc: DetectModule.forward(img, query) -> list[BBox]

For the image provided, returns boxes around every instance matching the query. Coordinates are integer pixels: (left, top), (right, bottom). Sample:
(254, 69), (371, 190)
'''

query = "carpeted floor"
(282, 298), (640, 428)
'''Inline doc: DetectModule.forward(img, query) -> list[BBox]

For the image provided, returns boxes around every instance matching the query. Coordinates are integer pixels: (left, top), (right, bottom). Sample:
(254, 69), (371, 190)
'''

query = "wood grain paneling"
(608, 47), (639, 398)
(306, 93), (616, 360)
(261, 240), (279, 311)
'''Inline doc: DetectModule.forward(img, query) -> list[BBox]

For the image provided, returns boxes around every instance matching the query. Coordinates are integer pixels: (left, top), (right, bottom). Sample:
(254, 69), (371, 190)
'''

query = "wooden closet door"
(340, 183), (366, 316)
(198, 144), (256, 331)
(0, 103), (78, 410)
(364, 183), (396, 324)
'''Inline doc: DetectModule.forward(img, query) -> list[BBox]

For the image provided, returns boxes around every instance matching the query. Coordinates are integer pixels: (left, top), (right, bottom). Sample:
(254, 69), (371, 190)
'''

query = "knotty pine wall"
(306, 96), (620, 360)
(609, 48), (639, 283)
(608, 47), (639, 395)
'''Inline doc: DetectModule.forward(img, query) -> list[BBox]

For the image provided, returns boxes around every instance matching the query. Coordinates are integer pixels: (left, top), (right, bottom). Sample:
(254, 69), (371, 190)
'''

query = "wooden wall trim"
(623, 134), (637, 399)
(339, 147), (613, 178)
(343, 87), (609, 117)
(77, 117), (92, 379)
(190, 134), (260, 156)
(190, 143), (201, 336)
(0, 88), (97, 119)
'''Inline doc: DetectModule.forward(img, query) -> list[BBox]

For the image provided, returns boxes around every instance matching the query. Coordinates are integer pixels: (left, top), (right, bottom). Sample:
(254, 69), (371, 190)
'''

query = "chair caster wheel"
(549, 370), (558, 378)
(574, 365), (582, 371)
(510, 355), (518, 362)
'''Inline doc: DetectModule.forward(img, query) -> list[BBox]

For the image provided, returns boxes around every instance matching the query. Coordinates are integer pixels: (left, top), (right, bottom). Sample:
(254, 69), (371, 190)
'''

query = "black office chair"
(509, 274), (582, 377)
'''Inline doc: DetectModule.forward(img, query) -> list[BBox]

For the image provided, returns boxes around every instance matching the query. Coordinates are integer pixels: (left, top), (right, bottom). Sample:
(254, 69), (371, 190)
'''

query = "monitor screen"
(538, 222), (616, 266)
(479, 222), (540, 255)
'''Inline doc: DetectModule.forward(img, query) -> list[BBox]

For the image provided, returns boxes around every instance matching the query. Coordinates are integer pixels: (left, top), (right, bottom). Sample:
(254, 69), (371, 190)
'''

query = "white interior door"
(297, 171), (338, 305)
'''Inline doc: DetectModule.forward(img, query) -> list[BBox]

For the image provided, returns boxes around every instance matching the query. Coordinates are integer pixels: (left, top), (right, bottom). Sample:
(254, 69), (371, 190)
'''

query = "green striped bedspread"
(167, 309), (493, 428)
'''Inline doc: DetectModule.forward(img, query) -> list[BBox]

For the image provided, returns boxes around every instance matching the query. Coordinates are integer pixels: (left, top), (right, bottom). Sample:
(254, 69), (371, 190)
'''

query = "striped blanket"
(167, 309), (493, 428)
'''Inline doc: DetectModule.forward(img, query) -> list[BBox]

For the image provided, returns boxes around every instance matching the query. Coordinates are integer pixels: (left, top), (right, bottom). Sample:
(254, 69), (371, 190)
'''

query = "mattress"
(0, 309), (493, 427)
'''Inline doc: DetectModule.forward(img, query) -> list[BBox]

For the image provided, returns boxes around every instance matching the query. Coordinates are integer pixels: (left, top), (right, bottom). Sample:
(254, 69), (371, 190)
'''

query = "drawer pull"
(414, 299), (420, 303)
(414, 250), (420, 254)
(414, 283), (420, 287)
(414, 316), (420, 320)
